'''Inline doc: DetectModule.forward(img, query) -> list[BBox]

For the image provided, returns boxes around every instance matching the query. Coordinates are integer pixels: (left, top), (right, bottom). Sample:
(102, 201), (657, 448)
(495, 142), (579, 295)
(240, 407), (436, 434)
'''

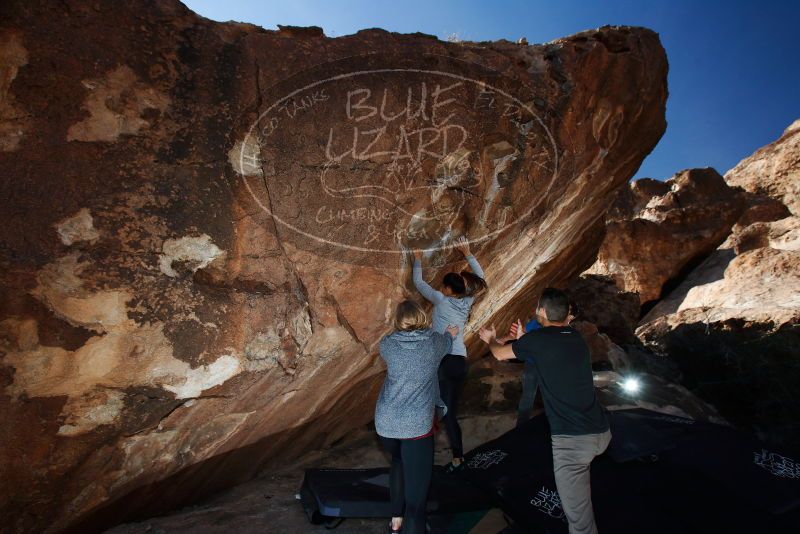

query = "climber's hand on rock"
(446, 324), (459, 338)
(455, 236), (471, 257)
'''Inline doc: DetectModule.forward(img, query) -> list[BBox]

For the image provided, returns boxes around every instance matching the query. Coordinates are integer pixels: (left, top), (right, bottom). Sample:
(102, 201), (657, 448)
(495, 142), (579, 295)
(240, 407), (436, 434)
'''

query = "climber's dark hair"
(461, 271), (487, 297)
(443, 272), (466, 295)
(537, 287), (569, 322)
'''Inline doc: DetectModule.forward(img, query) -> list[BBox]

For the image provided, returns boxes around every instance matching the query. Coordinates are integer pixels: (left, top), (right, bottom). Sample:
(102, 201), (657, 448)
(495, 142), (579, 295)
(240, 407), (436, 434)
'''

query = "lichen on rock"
(55, 208), (101, 246)
(67, 65), (170, 143)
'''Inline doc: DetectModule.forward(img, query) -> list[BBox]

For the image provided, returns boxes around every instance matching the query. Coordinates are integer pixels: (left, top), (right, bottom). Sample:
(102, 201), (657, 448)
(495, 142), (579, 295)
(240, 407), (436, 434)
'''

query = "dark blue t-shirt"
(525, 318), (542, 332)
(512, 326), (608, 436)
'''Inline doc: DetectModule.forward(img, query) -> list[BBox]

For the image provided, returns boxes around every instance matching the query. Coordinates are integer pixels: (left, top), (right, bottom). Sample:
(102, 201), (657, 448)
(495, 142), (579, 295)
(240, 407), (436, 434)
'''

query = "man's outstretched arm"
(479, 324), (517, 360)
(494, 319), (524, 344)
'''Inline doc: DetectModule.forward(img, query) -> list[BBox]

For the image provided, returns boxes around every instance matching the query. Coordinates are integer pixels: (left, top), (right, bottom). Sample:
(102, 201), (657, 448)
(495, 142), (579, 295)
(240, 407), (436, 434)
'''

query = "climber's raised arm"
(455, 237), (484, 278)
(412, 249), (445, 304)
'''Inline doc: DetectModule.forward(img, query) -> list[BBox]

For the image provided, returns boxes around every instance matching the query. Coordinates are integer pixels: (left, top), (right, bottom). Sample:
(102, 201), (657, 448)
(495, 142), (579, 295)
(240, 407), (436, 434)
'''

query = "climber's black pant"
(438, 354), (468, 458)
(517, 362), (539, 427)
(379, 434), (434, 534)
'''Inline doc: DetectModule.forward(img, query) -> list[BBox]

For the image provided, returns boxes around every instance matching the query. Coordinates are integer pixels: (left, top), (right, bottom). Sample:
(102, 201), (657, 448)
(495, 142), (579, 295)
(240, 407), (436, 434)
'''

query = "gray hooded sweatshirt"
(375, 328), (453, 438)
(412, 255), (484, 357)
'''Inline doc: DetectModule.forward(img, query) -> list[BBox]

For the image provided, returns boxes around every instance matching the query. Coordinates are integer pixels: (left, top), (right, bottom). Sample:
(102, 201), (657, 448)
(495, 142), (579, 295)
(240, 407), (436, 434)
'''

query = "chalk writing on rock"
(237, 56), (562, 265)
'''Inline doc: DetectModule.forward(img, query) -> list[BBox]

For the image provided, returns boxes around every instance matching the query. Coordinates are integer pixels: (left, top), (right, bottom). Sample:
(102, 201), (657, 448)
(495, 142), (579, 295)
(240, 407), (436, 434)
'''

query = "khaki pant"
(551, 429), (612, 534)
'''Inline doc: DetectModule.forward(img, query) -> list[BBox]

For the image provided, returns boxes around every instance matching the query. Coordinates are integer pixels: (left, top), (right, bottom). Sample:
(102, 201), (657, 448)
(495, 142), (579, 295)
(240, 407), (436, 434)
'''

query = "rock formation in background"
(725, 120), (800, 216)
(586, 168), (749, 306)
(0, 1), (667, 531)
(637, 121), (800, 451)
(577, 120), (798, 452)
(565, 274), (641, 345)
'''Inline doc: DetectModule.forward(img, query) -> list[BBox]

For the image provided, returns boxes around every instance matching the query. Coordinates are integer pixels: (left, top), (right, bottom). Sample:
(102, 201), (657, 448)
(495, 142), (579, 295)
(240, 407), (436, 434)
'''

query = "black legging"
(379, 435), (434, 534)
(517, 362), (539, 427)
(438, 354), (468, 458)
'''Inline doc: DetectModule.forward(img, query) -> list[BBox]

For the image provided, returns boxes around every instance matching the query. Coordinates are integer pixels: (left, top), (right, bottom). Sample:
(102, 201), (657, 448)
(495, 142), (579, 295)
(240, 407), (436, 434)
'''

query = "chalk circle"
(238, 53), (560, 259)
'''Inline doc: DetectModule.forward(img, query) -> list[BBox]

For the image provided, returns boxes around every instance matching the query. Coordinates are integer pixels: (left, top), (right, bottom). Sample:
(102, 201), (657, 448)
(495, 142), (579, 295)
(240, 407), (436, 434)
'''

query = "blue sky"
(184, 0), (800, 181)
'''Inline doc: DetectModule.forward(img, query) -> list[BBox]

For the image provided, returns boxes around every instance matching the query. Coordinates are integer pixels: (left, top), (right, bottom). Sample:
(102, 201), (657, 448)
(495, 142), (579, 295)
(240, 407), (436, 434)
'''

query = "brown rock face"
(565, 274), (641, 345)
(605, 177), (669, 222)
(587, 168), (747, 305)
(0, 1), (667, 531)
(641, 215), (799, 329)
(725, 119), (800, 216)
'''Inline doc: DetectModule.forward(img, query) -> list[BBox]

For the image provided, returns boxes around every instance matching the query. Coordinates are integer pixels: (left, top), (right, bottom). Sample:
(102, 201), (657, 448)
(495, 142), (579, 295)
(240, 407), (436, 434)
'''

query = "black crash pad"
(299, 409), (800, 533)
(299, 465), (492, 524)
(456, 408), (800, 533)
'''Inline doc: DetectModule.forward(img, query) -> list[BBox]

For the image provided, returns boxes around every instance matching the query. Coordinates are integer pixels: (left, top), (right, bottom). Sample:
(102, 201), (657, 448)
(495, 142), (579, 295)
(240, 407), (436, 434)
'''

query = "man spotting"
(479, 288), (610, 534)
(495, 318), (542, 427)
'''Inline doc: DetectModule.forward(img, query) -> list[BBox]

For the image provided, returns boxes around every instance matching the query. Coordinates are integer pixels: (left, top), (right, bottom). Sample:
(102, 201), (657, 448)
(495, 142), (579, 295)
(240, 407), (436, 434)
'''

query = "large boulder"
(0, 1), (667, 531)
(725, 119), (800, 216)
(586, 168), (748, 306)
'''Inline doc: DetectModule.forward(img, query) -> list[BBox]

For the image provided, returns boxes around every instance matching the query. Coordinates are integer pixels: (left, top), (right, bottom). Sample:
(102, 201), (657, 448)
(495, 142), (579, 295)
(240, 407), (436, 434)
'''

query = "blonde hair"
(394, 299), (428, 331)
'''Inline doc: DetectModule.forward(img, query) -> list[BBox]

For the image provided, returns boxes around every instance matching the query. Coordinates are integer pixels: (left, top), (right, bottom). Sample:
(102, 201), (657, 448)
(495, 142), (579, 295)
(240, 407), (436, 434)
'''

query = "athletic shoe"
(444, 461), (464, 474)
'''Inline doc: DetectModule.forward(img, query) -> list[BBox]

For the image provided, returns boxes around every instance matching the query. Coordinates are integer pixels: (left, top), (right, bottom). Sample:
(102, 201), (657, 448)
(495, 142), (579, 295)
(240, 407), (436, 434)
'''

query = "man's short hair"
(538, 288), (569, 322)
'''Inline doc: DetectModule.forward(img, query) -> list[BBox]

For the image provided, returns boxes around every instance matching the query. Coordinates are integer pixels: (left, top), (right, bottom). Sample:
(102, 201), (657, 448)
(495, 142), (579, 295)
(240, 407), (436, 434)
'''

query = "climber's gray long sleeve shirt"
(412, 255), (484, 357)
